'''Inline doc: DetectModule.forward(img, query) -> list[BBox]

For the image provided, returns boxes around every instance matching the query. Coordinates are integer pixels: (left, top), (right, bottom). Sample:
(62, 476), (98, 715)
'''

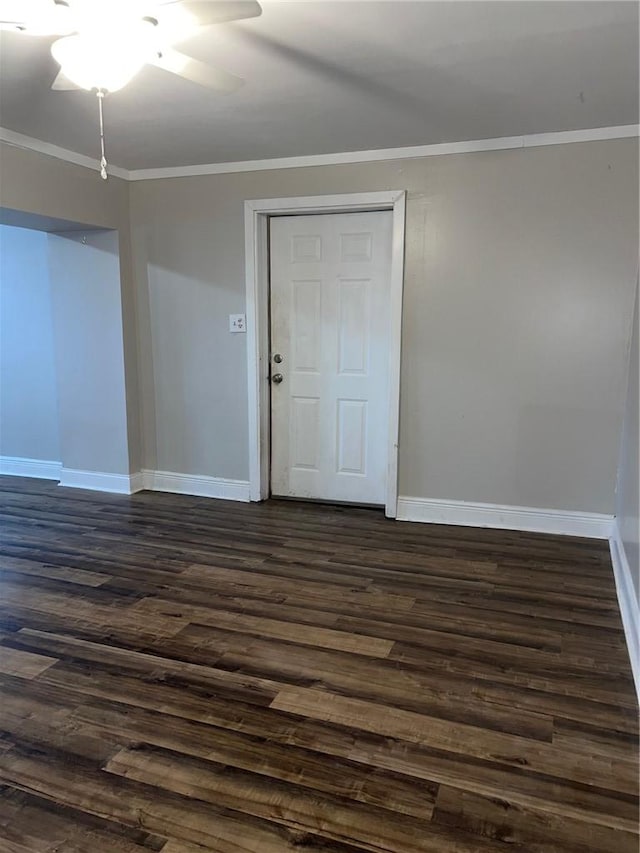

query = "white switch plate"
(229, 313), (246, 333)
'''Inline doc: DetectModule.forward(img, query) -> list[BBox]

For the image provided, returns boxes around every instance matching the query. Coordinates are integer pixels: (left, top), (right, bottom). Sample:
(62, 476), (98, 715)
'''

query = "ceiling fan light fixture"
(51, 31), (149, 92)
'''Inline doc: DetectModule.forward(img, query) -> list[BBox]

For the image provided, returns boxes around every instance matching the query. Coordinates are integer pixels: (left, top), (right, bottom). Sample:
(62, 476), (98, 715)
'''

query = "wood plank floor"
(0, 475), (637, 852)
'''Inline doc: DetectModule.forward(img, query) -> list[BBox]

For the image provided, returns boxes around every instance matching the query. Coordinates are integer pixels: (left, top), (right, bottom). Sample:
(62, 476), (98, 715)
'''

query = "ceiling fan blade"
(165, 1), (262, 26)
(0, 0), (74, 35)
(152, 48), (244, 93)
(51, 69), (81, 90)
(0, 20), (26, 31)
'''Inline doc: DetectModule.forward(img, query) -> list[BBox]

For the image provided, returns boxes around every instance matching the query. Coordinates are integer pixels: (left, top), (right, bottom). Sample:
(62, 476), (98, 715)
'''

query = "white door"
(270, 210), (393, 504)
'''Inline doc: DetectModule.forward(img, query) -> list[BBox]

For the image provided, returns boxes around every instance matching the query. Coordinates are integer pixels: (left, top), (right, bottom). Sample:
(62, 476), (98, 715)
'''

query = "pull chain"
(96, 88), (108, 180)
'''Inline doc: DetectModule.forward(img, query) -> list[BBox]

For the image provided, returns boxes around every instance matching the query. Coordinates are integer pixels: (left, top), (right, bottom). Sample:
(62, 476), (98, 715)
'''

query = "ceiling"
(0, 1), (637, 171)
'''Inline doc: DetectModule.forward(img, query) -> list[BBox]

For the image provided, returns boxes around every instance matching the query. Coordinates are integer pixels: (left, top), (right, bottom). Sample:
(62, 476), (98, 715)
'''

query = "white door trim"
(244, 190), (406, 517)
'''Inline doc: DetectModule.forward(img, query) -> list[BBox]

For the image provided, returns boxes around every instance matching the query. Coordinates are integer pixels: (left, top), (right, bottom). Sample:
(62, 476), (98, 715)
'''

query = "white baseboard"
(129, 472), (146, 493)
(59, 468), (140, 495)
(396, 496), (614, 539)
(0, 456), (62, 481)
(0, 457), (250, 502)
(610, 524), (640, 702)
(141, 469), (250, 502)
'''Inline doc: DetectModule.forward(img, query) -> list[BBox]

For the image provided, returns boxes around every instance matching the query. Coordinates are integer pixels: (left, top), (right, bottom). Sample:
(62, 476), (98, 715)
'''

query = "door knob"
(273, 353), (283, 363)
(272, 373), (284, 384)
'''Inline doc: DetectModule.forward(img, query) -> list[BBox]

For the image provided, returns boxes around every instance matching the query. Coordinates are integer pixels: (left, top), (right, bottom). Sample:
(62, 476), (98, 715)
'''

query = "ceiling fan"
(0, 0), (262, 177)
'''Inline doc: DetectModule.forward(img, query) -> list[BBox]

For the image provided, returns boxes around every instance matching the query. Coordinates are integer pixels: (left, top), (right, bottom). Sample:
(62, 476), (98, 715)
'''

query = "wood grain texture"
(0, 647), (58, 680)
(0, 475), (637, 852)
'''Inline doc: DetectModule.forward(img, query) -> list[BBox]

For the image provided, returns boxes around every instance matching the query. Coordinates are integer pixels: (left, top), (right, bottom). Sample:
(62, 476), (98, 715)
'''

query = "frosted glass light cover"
(51, 34), (144, 92)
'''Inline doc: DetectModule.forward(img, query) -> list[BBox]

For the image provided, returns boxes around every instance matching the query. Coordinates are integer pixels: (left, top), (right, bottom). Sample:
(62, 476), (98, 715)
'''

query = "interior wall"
(48, 230), (131, 476)
(1, 139), (636, 512)
(130, 137), (639, 513)
(0, 224), (60, 462)
(0, 143), (142, 472)
(616, 281), (639, 598)
(0, 143), (128, 230)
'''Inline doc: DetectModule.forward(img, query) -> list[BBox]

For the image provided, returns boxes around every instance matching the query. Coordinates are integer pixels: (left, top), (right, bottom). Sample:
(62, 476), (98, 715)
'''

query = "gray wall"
(2, 139), (637, 514)
(616, 281), (639, 600)
(0, 142), (142, 472)
(0, 224), (60, 462)
(130, 138), (639, 513)
(48, 230), (131, 476)
(0, 143), (128, 230)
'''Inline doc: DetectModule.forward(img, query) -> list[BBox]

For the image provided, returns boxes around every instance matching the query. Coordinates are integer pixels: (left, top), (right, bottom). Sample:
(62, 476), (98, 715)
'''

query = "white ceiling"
(0, 1), (637, 170)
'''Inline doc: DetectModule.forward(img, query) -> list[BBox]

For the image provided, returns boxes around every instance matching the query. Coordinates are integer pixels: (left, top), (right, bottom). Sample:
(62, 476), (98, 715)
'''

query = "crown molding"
(129, 125), (639, 181)
(1, 124), (638, 183)
(0, 126), (130, 180)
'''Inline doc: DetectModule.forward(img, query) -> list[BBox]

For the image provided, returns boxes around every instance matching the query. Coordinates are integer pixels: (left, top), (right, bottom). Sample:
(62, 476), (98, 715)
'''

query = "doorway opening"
(0, 210), (133, 493)
(244, 191), (406, 518)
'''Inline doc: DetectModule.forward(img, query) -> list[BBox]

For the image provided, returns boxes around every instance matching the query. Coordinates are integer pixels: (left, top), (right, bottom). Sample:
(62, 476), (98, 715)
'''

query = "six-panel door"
(269, 210), (392, 504)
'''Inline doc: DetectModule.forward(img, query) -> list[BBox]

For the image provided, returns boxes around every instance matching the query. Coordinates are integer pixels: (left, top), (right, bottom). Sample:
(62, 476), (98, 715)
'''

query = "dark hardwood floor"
(0, 475), (637, 852)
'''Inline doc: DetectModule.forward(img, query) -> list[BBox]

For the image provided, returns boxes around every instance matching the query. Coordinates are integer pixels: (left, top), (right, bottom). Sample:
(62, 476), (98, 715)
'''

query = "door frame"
(244, 190), (406, 517)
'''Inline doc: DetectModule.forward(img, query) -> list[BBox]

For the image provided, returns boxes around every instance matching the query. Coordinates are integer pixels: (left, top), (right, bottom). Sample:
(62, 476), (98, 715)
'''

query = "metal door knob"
(273, 353), (283, 363)
(272, 373), (284, 384)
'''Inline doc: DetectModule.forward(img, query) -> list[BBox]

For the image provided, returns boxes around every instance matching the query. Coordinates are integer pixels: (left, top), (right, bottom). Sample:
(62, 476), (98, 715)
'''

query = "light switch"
(229, 313), (246, 333)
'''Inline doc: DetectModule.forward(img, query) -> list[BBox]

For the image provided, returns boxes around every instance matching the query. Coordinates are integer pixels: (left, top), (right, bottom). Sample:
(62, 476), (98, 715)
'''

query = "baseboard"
(129, 472), (146, 494)
(610, 524), (640, 702)
(59, 468), (140, 495)
(396, 496), (614, 539)
(1, 457), (252, 502)
(0, 455), (62, 481)
(141, 469), (250, 502)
